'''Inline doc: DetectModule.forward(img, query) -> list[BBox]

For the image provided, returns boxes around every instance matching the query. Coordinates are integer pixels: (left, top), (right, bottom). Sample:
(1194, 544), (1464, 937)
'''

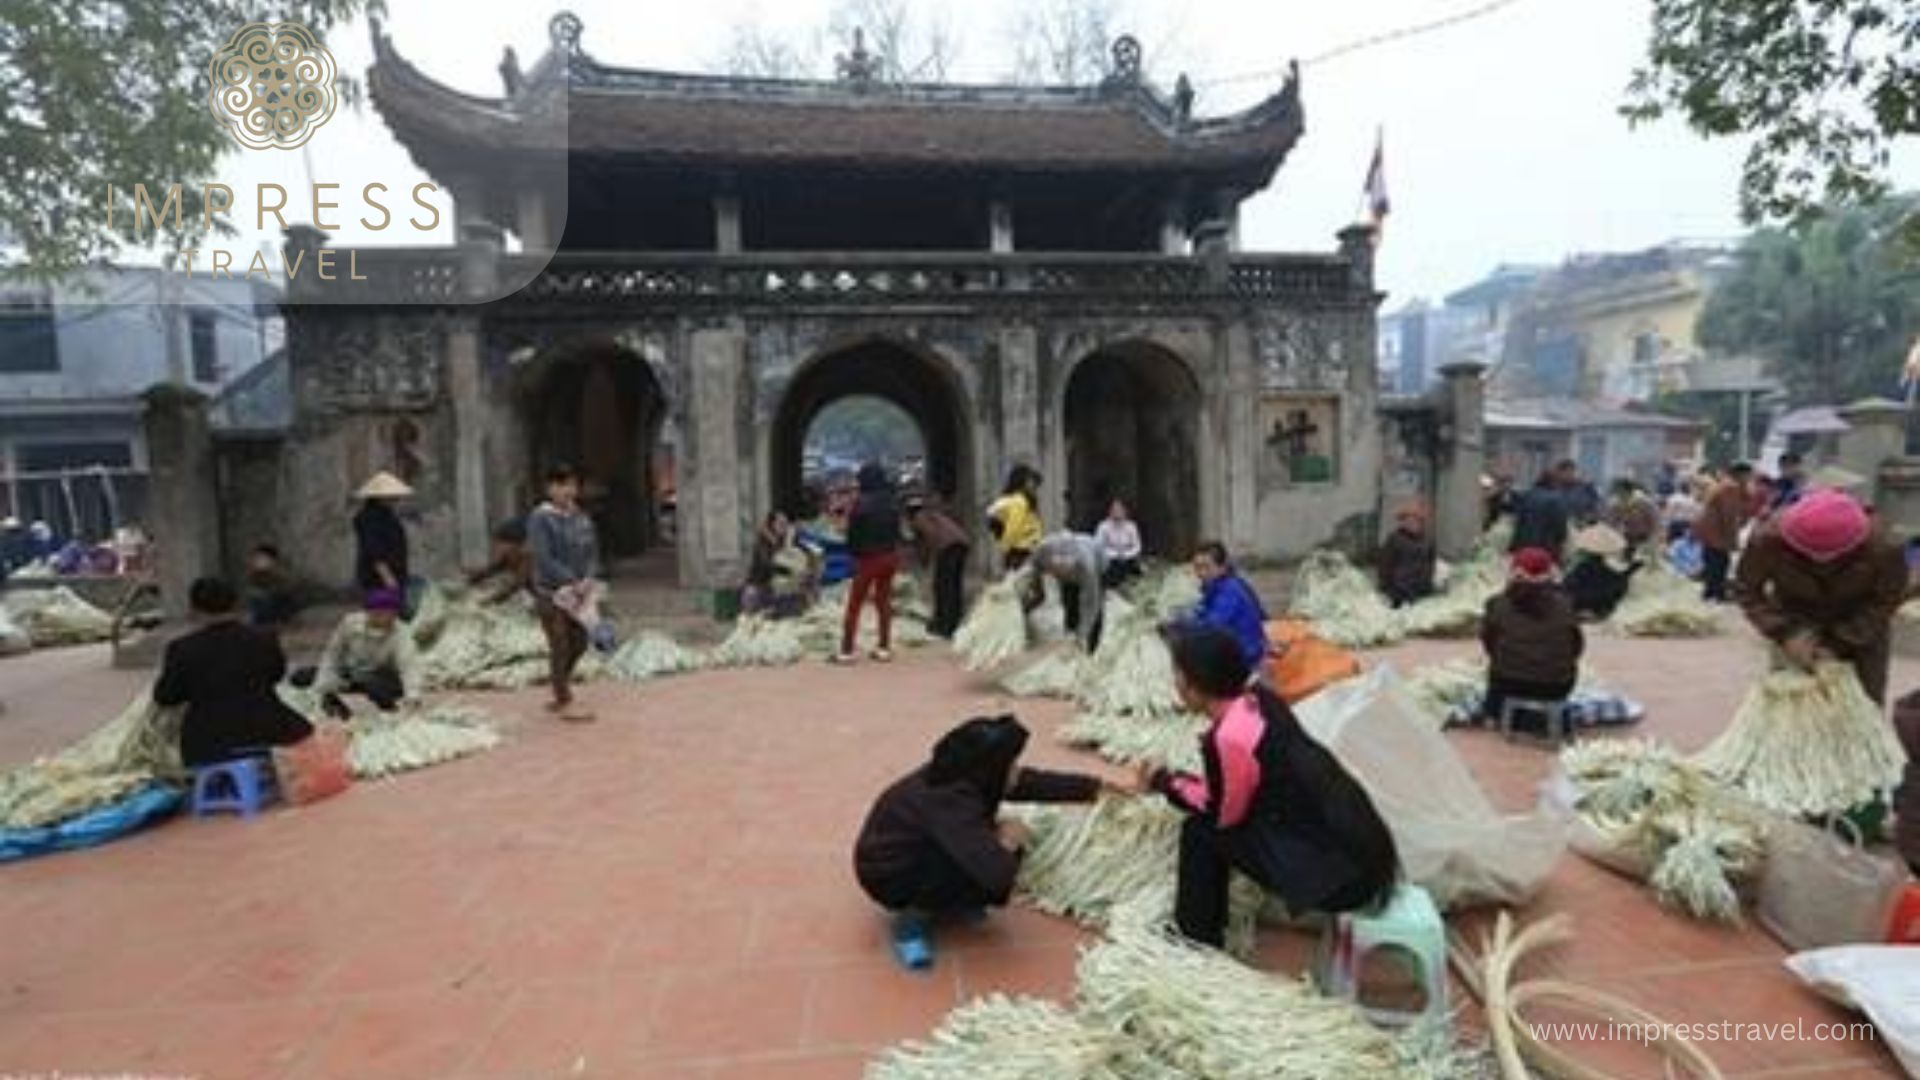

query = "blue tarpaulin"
(0, 784), (183, 863)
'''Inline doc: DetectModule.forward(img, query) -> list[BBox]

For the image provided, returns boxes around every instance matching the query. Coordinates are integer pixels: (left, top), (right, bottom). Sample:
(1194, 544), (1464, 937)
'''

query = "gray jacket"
(527, 502), (599, 598)
(1033, 532), (1107, 648)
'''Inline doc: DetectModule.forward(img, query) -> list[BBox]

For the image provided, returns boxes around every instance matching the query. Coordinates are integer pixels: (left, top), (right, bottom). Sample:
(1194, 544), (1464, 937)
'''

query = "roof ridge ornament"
(836, 27), (882, 89)
(1110, 35), (1143, 84)
(550, 11), (584, 56)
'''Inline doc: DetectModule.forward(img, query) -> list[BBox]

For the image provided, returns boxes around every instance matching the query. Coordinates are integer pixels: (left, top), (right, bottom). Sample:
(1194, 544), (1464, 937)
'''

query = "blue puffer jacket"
(1193, 573), (1271, 671)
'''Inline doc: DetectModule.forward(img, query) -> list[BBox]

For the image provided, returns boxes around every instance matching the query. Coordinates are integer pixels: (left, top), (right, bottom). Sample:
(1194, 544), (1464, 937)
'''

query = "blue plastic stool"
(189, 756), (277, 818)
(1315, 883), (1449, 1027)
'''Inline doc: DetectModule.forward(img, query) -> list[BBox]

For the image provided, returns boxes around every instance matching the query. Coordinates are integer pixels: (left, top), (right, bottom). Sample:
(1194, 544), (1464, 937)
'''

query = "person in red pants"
(836, 463), (904, 664)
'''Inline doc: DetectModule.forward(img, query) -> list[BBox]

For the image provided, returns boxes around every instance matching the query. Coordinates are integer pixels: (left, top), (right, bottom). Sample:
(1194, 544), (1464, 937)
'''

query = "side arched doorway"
(1062, 343), (1202, 558)
(525, 342), (670, 560)
(769, 339), (970, 518)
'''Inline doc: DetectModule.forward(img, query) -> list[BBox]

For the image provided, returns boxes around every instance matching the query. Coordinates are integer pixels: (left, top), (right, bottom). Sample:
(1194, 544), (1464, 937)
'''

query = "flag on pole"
(1362, 129), (1389, 238)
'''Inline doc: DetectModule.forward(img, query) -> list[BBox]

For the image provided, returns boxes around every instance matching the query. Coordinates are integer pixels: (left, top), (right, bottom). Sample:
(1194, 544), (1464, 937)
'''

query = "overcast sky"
(215, 0), (1919, 307)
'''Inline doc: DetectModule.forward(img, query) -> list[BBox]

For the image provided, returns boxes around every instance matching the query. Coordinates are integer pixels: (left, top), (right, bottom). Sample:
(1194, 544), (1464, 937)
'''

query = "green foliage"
(1624, 0), (1919, 226)
(0, 0), (378, 280)
(1696, 199), (1920, 406)
(1654, 390), (1750, 463)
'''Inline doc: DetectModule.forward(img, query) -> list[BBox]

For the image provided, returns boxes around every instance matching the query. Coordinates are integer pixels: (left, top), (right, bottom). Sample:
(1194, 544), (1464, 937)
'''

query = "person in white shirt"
(1094, 499), (1143, 589)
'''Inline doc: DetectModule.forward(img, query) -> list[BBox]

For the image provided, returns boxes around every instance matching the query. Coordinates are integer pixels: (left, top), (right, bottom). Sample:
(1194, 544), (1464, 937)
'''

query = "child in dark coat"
(853, 715), (1128, 968)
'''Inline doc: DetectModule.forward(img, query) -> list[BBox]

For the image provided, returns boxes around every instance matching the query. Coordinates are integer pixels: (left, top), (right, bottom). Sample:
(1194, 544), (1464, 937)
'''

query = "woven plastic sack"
(272, 724), (352, 805)
(1757, 816), (1907, 953)
(1291, 666), (1568, 909)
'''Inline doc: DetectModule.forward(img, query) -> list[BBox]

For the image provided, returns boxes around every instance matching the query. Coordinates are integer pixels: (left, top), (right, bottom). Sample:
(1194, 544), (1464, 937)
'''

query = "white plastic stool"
(1315, 883), (1449, 1027)
(1498, 696), (1573, 746)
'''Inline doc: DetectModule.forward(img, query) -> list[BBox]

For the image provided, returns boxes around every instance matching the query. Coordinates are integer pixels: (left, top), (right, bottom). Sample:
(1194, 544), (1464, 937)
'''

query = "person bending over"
(1027, 531), (1108, 652)
(853, 714), (1132, 968)
(1147, 624), (1399, 947)
(156, 577), (312, 766)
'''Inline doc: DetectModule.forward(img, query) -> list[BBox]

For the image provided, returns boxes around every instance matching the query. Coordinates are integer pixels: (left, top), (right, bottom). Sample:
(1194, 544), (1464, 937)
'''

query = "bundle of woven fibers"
(1691, 661), (1905, 818)
(1605, 562), (1722, 638)
(1290, 551), (1405, 648)
(1557, 739), (1764, 921)
(867, 994), (1183, 1080)
(346, 704), (503, 780)
(0, 603), (30, 655)
(413, 590), (556, 690)
(2, 586), (114, 647)
(797, 576), (936, 655)
(954, 576), (1032, 671)
(0, 697), (182, 829)
(1075, 926), (1427, 1080)
(1058, 711), (1205, 771)
(999, 647), (1089, 699)
(707, 614), (810, 668)
(602, 630), (706, 682)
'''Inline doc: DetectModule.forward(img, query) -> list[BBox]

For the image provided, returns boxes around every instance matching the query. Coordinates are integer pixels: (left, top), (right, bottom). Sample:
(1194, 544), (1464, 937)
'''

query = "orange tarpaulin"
(1266, 618), (1362, 703)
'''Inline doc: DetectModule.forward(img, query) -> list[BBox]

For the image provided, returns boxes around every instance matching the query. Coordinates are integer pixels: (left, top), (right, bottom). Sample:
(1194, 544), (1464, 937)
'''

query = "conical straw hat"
(1571, 523), (1627, 557)
(356, 470), (414, 499)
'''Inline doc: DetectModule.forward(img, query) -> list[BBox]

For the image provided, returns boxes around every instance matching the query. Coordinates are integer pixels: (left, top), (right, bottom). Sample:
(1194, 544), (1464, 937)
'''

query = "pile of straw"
(347, 705), (502, 780)
(2, 586), (114, 647)
(413, 591), (555, 690)
(707, 615), (810, 668)
(1692, 661), (1905, 817)
(999, 648), (1089, 699)
(0, 604), (29, 656)
(602, 630), (706, 682)
(1605, 562), (1722, 638)
(954, 577), (1032, 671)
(868, 995), (1181, 1080)
(1290, 552), (1405, 648)
(0, 697), (182, 830)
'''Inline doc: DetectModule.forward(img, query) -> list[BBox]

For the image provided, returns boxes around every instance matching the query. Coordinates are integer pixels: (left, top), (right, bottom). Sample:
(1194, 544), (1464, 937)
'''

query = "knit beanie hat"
(363, 587), (404, 613)
(1509, 547), (1557, 583)
(1779, 489), (1870, 563)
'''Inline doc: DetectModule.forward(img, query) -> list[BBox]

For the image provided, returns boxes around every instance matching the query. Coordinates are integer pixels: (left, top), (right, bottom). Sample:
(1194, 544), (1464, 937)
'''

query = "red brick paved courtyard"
(0, 627), (1909, 1078)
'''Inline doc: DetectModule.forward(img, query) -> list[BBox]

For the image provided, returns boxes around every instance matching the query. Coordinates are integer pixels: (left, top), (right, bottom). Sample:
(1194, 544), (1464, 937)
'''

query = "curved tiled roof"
(368, 19), (1302, 184)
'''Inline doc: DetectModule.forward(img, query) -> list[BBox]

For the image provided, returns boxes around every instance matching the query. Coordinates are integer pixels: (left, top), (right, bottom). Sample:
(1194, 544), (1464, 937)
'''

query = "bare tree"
(1004, 0), (1121, 85)
(713, 0), (961, 84)
(828, 0), (962, 83)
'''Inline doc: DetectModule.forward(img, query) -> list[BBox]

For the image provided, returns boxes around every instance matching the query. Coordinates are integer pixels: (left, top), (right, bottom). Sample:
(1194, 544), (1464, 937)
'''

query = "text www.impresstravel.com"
(1528, 1020), (1877, 1045)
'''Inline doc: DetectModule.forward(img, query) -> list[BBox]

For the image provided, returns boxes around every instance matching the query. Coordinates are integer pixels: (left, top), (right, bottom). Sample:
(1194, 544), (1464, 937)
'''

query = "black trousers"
(1701, 546), (1732, 602)
(294, 664), (404, 719)
(931, 545), (969, 638)
(1102, 558), (1142, 591)
(871, 844), (998, 915)
(1174, 816), (1371, 947)
(1059, 580), (1105, 652)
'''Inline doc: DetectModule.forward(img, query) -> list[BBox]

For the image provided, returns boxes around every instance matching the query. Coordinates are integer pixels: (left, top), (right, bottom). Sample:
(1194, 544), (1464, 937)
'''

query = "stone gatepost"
(450, 221), (502, 568)
(1836, 399), (1907, 503)
(1434, 360), (1487, 558)
(142, 385), (221, 621)
(686, 323), (748, 588)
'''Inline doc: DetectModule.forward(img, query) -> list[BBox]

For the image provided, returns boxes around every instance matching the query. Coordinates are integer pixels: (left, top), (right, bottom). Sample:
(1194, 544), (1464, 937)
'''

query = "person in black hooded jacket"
(853, 714), (1130, 967)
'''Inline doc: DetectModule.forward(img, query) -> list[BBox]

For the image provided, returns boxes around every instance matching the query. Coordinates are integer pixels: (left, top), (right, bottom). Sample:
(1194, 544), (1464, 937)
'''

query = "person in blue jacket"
(1185, 542), (1271, 671)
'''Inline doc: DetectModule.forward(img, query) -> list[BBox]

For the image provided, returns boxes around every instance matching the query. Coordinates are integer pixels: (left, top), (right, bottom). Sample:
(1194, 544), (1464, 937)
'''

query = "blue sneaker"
(889, 914), (934, 971)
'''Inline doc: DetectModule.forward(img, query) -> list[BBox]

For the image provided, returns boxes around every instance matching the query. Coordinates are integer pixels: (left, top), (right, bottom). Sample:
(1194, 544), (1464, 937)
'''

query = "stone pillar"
(989, 201), (1015, 254)
(282, 224), (329, 303)
(450, 222), (502, 567)
(1338, 224), (1378, 293)
(1434, 361), (1487, 558)
(1160, 199), (1189, 255)
(142, 386), (220, 621)
(514, 186), (551, 251)
(1193, 220), (1231, 288)
(688, 325), (747, 586)
(1837, 398), (1906, 501)
(714, 195), (743, 254)
(998, 325), (1043, 516)
(1221, 323), (1260, 556)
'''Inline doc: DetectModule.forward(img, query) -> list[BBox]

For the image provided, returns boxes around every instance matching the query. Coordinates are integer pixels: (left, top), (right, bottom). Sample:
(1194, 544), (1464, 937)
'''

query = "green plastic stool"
(1315, 883), (1448, 1027)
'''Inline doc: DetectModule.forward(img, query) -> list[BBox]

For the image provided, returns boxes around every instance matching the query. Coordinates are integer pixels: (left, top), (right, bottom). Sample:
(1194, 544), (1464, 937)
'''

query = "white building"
(0, 269), (280, 539)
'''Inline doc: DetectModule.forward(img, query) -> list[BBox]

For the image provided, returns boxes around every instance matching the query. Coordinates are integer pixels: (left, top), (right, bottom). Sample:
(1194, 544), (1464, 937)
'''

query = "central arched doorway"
(1063, 343), (1202, 558)
(525, 341), (671, 559)
(770, 339), (969, 518)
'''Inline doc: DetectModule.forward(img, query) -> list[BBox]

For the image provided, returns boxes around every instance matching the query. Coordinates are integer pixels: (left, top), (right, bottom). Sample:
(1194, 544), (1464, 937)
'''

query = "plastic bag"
(272, 724), (352, 805)
(1757, 816), (1907, 953)
(1291, 666), (1569, 909)
(1783, 945), (1920, 1076)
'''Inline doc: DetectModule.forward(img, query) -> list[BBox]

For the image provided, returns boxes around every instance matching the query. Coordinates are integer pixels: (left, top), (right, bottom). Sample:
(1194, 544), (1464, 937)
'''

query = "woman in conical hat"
(353, 470), (413, 598)
(1563, 523), (1640, 619)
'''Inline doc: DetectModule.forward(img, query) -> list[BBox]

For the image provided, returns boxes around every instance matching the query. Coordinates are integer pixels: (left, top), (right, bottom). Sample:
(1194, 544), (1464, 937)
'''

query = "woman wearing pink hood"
(1735, 489), (1908, 705)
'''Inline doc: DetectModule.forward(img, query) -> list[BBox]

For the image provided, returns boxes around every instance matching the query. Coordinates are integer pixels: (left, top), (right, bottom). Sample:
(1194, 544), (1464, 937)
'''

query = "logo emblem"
(207, 22), (338, 150)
